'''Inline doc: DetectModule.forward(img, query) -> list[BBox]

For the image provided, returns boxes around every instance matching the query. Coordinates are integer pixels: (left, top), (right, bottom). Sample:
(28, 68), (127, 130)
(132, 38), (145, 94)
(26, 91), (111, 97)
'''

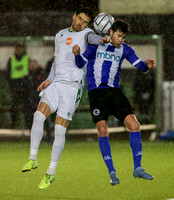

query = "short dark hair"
(111, 19), (130, 35)
(75, 8), (94, 23)
(15, 43), (25, 49)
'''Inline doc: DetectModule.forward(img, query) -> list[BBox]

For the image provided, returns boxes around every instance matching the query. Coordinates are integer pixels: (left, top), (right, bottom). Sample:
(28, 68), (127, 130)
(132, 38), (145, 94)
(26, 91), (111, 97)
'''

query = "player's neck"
(69, 27), (75, 32)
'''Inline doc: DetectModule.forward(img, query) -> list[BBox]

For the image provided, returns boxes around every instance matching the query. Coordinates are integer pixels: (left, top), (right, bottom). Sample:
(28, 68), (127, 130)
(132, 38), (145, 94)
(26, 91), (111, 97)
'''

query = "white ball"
(93, 13), (114, 35)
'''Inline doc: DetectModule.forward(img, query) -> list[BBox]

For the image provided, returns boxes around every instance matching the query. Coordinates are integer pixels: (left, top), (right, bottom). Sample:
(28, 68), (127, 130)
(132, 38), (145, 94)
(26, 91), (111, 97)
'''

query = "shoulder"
(122, 42), (134, 53)
(55, 28), (68, 37)
(58, 28), (68, 34)
(122, 42), (134, 51)
(82, 27), (94, 34)
(122, 42), (131, 49)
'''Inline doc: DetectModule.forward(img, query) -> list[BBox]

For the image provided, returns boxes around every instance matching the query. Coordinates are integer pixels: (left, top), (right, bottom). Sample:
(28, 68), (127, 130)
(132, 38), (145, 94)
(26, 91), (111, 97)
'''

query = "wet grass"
(0, 139), (174, 200)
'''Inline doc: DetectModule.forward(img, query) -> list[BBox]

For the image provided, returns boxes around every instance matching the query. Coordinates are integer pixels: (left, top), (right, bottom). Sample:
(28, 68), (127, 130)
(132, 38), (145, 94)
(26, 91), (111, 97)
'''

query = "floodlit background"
(0, 0), (173, 135)
(0, 1), (174, 199)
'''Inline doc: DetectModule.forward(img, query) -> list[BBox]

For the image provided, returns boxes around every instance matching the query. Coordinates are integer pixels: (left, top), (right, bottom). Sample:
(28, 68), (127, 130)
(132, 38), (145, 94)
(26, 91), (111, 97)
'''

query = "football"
(93, 13), (114, 35)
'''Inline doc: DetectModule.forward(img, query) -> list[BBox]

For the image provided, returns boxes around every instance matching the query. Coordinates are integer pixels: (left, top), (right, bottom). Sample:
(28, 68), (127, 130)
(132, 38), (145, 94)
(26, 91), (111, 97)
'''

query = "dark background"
(0, 0), (173, 80)
(0, 0), (169, 130)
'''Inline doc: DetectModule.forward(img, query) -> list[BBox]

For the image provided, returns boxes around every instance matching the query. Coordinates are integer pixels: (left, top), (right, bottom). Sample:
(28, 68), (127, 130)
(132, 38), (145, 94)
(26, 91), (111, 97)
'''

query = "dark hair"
(15, 43), (25, 49)
(111, 19), (130, 35)
(75, 8), (94, 23)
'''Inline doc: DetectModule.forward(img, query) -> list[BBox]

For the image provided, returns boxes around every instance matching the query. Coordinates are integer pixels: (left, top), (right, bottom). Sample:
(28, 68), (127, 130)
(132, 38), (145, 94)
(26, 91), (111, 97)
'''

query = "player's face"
(110, 29), (127, 47)
(70, 13), (91, 32)
(15, 46), (25, 57)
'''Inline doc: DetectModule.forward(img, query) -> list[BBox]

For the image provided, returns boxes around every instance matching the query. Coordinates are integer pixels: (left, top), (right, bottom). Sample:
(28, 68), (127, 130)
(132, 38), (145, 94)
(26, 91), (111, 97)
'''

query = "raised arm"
(125, 45), (155, 72)
(72, 45), (87, 68)
(86, 32), (111, 45)
(146, 59), (155, 69)
(135, 59), (155, 72)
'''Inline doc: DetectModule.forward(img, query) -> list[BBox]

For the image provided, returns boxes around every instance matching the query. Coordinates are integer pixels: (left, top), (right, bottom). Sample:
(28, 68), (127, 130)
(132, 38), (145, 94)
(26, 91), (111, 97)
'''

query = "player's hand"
(146, 59), (155, 69)
(72, 45), (80, 55)
(100, 35), (111, 43)
(37, 80), (51, 92)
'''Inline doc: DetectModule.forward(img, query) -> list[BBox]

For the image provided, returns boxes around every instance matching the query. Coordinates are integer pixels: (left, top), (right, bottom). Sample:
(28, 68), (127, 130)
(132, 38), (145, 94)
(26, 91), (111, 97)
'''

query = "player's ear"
(110, 29), (113, 36)
(72, 13), (76, 20)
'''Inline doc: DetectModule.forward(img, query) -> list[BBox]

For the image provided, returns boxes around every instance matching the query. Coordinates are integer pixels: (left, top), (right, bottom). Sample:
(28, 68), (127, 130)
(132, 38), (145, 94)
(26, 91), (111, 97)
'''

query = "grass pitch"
(0, 139), (174, 200)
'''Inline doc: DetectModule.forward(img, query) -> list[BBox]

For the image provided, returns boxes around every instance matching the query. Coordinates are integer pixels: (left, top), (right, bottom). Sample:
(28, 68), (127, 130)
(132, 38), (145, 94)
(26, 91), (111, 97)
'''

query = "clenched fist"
(72, 45), (80, 55)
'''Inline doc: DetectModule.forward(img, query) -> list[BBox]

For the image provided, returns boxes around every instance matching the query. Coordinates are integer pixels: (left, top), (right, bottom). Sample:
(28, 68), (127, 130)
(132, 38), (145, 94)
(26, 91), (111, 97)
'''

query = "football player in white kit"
(21, 8), (110, 189)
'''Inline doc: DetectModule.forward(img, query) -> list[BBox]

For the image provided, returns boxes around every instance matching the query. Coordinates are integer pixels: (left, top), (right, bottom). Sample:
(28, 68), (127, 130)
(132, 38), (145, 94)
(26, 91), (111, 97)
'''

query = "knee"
(97, 126), (108, 137)
(54, 124), (66, 144)
(124, 114), (141, 132)
(129, 121), (140, 132)
(33, 110), (46, 122)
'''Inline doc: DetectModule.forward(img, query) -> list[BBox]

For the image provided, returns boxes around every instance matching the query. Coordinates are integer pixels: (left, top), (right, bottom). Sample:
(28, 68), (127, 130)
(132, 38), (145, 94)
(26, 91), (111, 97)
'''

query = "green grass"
(0, 140), (174, 200)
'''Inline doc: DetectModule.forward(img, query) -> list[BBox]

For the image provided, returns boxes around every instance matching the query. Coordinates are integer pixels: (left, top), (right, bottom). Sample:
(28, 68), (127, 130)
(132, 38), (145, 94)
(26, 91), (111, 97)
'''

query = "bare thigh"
(37, 102), (52, 118)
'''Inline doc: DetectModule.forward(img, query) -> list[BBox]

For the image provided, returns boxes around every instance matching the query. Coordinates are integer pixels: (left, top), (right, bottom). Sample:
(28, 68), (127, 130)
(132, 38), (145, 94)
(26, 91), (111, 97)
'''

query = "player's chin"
(75, 26), (84, 32)
(114, 43), (121, 47)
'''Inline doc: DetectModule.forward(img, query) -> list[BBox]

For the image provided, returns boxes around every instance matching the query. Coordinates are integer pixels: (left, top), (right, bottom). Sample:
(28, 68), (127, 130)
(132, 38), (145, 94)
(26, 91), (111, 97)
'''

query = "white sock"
(29, 111), (46, 160)
(47, 161), (58, 175)
(29, 148), (38, 161)
(47, 124), (66, 175)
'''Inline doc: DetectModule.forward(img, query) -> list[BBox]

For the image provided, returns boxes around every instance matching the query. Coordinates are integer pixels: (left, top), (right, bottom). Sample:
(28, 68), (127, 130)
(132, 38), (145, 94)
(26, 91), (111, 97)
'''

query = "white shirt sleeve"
(85, 32), (103, 45)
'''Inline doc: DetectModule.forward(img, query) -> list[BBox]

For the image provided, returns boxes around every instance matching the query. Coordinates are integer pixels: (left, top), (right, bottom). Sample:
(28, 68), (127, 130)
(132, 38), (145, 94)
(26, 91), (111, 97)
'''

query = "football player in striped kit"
(72, 19), (154, 185)
(21, 8), (111, 189)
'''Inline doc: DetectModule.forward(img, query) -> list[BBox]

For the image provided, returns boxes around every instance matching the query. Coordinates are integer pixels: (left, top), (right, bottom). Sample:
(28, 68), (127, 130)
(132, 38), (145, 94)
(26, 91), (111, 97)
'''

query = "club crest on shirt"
(67, 112), (71, 117)
(93, 109), (100, 116)
(65, 37), (72, 45)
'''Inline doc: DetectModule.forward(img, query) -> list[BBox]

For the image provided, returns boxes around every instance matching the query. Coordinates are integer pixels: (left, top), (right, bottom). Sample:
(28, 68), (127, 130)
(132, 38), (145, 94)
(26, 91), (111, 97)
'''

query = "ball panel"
(93, 13), (114, 35)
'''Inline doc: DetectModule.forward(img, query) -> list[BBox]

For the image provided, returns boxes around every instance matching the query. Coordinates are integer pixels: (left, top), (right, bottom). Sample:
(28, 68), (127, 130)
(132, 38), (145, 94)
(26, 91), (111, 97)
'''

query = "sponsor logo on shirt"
(97, 51), (120, 62)
(65, 37), (72, 45)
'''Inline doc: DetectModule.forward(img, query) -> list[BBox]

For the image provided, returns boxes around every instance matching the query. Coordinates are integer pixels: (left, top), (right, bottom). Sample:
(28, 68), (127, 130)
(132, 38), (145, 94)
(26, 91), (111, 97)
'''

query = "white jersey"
(49, 27), (93, 87)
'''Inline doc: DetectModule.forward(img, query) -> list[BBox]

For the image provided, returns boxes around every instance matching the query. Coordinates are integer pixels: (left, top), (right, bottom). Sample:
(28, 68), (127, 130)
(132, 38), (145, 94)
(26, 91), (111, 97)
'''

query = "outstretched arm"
(86, 32), (111, 45)
(135, 59), (155, 72)
(126, 45), (155, 72)
(146, 59), (155, 69)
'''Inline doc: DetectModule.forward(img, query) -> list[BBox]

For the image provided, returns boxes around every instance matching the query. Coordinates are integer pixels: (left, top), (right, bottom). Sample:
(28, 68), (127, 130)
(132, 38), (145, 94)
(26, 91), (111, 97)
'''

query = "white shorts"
(39, 82), (83, 121)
